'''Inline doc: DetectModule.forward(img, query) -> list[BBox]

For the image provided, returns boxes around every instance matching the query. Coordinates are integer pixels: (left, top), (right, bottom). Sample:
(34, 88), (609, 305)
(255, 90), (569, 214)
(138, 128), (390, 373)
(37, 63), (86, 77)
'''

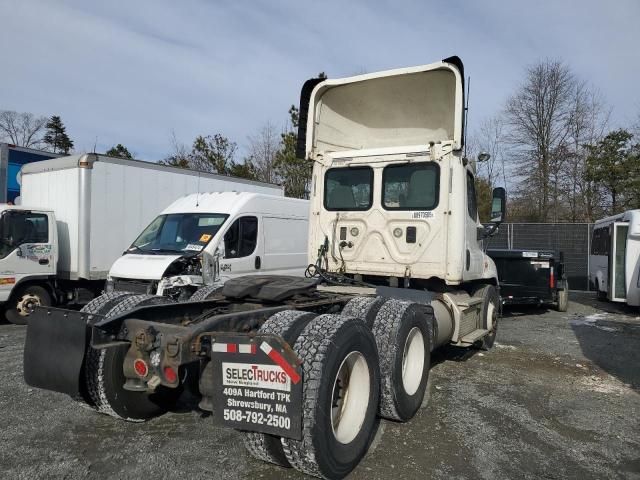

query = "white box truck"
(0, 153), (283, 323)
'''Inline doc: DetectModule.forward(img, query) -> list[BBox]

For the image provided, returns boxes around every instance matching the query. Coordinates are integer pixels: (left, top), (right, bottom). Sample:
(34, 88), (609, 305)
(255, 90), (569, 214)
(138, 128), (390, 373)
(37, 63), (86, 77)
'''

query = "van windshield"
(129, 213), (228, 254)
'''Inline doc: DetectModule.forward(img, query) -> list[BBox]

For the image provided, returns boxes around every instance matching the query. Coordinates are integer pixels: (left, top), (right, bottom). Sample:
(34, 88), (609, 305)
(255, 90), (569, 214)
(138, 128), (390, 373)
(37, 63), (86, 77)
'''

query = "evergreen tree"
(105, 144), (133, 159)
(585, 129), (640, 213)
(43, 115), (73, 154)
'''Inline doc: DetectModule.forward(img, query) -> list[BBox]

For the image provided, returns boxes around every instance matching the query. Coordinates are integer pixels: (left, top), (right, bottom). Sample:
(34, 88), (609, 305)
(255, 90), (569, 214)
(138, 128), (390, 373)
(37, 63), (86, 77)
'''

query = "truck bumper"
(23, 307), (93, 397)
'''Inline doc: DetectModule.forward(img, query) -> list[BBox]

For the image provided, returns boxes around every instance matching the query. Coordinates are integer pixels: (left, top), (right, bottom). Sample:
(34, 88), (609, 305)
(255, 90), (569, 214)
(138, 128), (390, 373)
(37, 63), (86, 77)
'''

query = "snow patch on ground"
(579, 375), (633, 395)
(570, 313), (619, 332)
(495, 343), (517, 350)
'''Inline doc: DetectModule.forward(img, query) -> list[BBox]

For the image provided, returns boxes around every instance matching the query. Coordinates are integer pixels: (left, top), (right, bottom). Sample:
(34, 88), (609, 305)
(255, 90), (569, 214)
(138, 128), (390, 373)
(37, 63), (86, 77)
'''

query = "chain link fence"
(486, 223), (593, 291)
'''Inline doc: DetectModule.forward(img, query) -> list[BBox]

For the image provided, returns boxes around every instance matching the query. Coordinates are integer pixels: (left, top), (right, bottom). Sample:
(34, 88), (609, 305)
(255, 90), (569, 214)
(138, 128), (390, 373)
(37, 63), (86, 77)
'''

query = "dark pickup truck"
(488, 249), (569, 312)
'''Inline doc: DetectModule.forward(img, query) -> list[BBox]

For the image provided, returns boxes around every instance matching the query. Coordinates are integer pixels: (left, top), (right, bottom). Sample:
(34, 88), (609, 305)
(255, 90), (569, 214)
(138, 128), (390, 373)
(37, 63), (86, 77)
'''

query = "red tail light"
(550, 266), (555, 289)
(163, 366), (178, 383)
(133, 359), (148, 377)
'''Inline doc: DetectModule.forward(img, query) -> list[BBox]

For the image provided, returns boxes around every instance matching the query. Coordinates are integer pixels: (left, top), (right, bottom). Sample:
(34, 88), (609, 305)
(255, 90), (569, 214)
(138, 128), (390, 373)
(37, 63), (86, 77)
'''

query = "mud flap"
(23, 307), (95, 397)
(208, 333), (303, 440)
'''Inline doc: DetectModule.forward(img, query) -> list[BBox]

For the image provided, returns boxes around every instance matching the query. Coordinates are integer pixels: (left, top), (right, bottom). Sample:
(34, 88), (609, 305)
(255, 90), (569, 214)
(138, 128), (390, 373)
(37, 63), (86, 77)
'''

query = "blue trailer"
(0, 143), (61, 203)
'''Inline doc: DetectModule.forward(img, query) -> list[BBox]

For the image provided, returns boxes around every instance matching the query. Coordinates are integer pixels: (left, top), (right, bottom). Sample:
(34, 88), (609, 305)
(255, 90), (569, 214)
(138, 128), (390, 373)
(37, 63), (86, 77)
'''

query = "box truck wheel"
(556, 281), (569, 312)
(341, 295), (389, 327)
(6, 285), (52, 325)
(371, 299), (431, 422)
(85, 294), (179, 422)
(242, 310), (316, 467)
(473, 285), (499, 351)
(282, 314), (380, 480)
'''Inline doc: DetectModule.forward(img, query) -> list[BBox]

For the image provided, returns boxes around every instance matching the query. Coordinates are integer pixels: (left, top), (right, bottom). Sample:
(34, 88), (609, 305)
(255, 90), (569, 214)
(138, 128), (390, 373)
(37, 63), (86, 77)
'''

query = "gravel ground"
(0, 292), (638, 480)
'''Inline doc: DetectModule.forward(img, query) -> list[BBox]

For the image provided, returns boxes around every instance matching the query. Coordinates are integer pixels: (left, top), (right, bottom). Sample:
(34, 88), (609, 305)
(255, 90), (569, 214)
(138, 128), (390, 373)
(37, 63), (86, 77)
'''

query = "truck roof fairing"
(296, 56), (465, 160)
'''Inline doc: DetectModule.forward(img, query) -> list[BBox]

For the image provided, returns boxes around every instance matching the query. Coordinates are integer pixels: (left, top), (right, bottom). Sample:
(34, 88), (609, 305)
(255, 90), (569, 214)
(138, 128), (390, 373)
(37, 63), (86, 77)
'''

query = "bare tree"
(562, 84), (610, 221)
(474, 116), (507, 188)
(161, 130), (191, 168)
(0, 110), (48, 148)
(504, 60), (576, 221)
(247, 122), (280, 184)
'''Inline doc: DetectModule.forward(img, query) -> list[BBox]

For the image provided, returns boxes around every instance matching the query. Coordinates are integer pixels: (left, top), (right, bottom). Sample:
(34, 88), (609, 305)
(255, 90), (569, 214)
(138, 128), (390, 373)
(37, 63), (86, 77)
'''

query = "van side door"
(219, 215), (263, 280)
(261, 216), (308, 276)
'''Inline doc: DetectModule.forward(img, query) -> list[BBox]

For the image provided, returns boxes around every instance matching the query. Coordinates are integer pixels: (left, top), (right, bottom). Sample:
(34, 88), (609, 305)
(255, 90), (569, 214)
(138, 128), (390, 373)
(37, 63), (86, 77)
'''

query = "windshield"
(130, 213), (228, 254)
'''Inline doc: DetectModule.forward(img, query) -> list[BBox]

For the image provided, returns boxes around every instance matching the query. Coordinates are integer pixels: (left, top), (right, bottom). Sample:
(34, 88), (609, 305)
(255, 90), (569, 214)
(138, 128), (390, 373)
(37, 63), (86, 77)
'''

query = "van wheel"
(556, 281), (569, 312)
(282, 314), (380, 479)
(473, 285), (499, 351)
(6, 285), (51, 325)
(241, 310), (316, 467)
(84, 294), (180, 421)
(371, 299), (431, 421)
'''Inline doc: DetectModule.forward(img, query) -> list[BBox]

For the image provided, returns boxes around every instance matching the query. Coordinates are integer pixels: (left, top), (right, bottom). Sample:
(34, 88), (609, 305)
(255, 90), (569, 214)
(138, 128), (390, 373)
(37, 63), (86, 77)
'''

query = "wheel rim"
(16, 293), (41, 316)
(331, 351), (370, 444)
(487, 301), (496, 331)
(401, 327), (425, 396)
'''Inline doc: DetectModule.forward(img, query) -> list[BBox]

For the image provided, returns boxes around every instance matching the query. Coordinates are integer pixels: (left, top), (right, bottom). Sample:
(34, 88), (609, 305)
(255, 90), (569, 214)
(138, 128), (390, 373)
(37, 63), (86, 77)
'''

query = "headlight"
(393, 228), (403, 238)
(350, 227), (359, 237)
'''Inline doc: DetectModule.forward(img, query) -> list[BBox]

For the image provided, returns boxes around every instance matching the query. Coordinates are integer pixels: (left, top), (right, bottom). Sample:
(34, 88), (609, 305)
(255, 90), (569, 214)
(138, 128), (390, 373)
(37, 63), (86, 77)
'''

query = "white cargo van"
(107, 191), (309, 300)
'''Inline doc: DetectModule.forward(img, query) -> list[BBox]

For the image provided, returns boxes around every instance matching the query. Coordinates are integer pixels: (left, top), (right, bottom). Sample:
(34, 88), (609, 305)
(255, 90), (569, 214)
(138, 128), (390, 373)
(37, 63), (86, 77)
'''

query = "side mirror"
(490, 187), (506, 224)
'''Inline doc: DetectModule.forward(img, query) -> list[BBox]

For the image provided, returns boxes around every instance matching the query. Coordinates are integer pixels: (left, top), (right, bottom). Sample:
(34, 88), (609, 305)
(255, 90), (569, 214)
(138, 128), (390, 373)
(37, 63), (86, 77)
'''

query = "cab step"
(459, 328), (488, 345)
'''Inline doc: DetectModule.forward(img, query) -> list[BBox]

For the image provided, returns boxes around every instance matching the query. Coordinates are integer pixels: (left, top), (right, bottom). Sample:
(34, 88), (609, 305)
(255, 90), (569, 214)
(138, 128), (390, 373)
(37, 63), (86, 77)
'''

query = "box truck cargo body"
(0, 143), (61, 203)
(0, 153), (283, 323)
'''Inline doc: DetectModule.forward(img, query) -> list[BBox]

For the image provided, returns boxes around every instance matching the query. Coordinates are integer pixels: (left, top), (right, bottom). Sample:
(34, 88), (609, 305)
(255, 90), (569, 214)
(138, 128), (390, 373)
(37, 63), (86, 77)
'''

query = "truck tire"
(474, 285), (499, 350)
(556, 281), (569, 312)
(85, 294), (178, 421)
(341, 296), (388, 327)
(282, 314), (380, 479)
(189, 283), (224, 302)
(5, 285), (52, 325)
(74, 291), (139, 407)
(242, 310), (317, 467)
(370, 299), (431, 422)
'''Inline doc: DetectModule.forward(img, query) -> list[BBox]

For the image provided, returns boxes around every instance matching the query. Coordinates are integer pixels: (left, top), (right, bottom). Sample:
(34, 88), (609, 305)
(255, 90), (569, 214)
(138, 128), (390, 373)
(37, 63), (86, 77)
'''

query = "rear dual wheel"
(281, 314), (380, 479)
(78, 293), (179, 421)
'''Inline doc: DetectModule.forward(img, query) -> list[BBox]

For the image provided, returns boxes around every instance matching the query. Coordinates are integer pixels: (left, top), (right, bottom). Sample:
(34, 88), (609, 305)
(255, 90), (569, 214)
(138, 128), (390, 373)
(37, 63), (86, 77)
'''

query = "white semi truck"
(25, 56), (506, 479)
(0, 154), (283, 323)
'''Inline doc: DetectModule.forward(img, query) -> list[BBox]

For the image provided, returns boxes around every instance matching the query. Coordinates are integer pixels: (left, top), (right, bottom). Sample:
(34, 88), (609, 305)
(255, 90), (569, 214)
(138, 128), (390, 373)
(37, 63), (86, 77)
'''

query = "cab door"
(0, 210), (56, 288)
(464, 171), (483, 279)
(218, 215), (263, 280)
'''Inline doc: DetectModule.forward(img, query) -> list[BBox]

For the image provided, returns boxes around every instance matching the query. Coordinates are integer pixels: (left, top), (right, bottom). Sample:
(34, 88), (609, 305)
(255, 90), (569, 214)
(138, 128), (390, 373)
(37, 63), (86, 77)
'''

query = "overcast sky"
(1, 0), (638, 161)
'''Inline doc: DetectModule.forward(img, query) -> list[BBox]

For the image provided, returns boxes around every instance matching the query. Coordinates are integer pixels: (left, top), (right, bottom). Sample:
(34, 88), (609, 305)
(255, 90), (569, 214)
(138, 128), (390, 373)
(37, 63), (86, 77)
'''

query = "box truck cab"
(107, 192), (310, 299)
(0, 205), (58, 322)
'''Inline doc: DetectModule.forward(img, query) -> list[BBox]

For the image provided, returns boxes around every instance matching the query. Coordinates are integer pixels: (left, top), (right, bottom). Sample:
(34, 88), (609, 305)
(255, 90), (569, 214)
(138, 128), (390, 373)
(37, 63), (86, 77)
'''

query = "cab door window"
(467, 172), (478, 220)
(0, 211), (49, 259)
(224, 216), (258, 258)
